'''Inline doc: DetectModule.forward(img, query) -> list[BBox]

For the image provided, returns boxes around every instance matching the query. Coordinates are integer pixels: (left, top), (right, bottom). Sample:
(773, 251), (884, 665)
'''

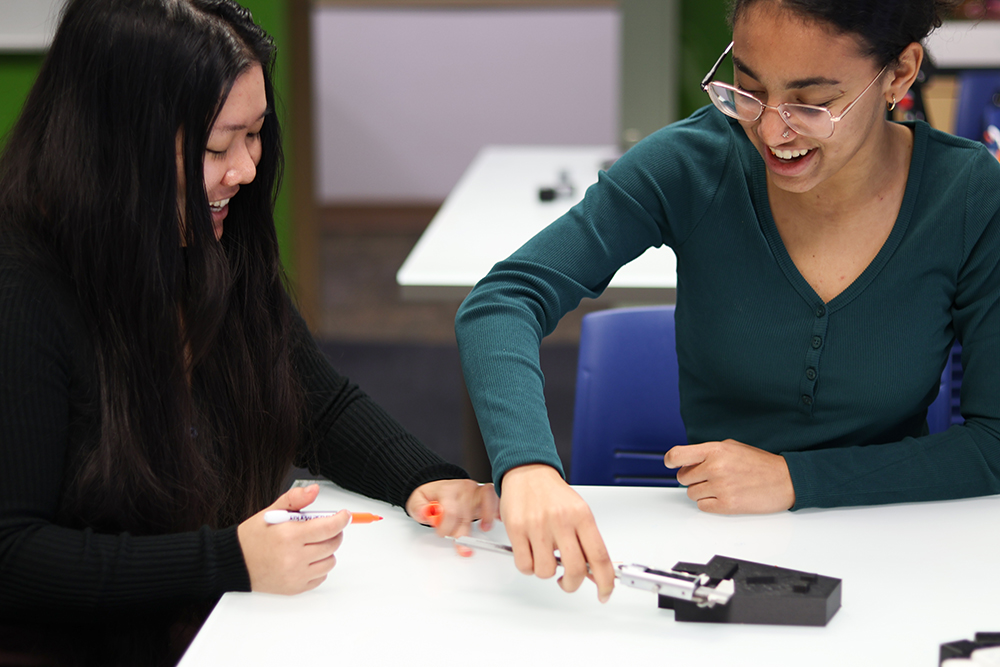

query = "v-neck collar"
(743, 121), (927, 314)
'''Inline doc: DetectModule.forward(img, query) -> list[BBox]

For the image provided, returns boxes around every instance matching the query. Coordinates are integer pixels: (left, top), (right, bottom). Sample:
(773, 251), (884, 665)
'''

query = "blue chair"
(952, 71), (1000, 144)
(927, 343), (964, 434)
(569, 307), (964, 485)
(570, 306), (684, 486)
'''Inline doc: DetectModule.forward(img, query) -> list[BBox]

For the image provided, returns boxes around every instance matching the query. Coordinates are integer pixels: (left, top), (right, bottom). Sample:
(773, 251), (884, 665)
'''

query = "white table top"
(396, 145), (677, 302)
(180, 482), (1000, 667)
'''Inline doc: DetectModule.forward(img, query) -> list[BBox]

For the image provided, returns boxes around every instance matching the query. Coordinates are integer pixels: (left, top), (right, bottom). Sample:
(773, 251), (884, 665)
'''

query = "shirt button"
(812, 336), (823, 349)
(806, 368), (817, 381)
(816, 306), (826, 318)
(802, 395), (813, 406)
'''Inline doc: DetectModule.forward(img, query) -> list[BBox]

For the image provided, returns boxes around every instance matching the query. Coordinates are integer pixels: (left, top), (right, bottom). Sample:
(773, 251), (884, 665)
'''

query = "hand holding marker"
(265, 509), (383, 524)
(423, 501), (474, 557)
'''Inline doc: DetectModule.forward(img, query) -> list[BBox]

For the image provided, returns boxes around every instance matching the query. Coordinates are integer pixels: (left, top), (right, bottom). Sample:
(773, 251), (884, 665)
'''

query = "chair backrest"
(953, 71), (1000, 145)
(570, 306), (685, 486)
(927, 343), (964, 434)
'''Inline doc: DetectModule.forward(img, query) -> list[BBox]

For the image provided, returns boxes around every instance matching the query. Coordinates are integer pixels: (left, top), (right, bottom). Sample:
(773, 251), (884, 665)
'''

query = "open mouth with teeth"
(769, 146), (814, 163)
(209, 198), (230, 212)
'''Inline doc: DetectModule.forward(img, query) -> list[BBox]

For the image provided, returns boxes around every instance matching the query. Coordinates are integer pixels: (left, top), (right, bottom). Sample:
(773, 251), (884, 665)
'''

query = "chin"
(768, 172), (825, 195)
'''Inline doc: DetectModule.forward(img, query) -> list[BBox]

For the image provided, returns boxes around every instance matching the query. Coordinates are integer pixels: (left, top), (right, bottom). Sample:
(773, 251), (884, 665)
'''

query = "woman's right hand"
(500, 464), (615, 603)
(237, 483), (350, 595)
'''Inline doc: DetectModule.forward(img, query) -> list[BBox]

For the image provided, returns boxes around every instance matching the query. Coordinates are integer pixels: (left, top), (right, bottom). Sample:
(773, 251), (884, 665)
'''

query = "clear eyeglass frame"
(700, 41), (889, 139)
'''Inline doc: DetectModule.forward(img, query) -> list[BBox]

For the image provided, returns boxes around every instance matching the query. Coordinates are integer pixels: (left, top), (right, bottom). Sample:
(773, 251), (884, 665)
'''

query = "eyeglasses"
(700, 42), (888, 139)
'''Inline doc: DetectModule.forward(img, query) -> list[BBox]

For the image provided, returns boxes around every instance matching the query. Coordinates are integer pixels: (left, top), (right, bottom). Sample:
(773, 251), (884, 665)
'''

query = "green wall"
(0, 54), (44, 147)
(0, 0), (295, 272)
(238, 0), (294, 273)
(679, 0), (732, 118)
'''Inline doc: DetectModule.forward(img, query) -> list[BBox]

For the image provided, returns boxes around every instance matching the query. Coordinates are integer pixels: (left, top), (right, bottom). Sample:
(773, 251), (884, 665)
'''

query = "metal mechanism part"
(615, 563), (734, 608)
(449, 536), (734, 608)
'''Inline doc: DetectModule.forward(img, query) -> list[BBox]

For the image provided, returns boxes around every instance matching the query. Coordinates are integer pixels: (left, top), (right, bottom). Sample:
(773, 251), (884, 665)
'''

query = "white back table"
(396, 145), (677, 302)
(180, 482), (1000, 666)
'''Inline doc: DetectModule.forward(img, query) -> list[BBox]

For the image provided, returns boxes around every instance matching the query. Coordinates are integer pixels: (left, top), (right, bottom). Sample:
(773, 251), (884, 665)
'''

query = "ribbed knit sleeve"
(456, 107), (735, 490)
(289, 312), (468, 510)
(0, 264), (250, 622)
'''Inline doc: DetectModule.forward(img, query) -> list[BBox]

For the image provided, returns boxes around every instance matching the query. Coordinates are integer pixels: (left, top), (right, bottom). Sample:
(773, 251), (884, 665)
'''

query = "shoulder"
(0, 249), (79, 353)
(0, 249), (66, 307)
(605, 106), (743, 202)
(621, 106), (740, 168)
(918, 121), (1000, 183)
(911, 122), (1000, 216)
(910, 123), (1000, 265)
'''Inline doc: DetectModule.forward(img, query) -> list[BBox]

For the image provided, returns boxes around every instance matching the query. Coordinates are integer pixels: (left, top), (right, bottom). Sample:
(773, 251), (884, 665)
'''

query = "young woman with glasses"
(456, 0), (994, 603)
(0, 0), (496, 662)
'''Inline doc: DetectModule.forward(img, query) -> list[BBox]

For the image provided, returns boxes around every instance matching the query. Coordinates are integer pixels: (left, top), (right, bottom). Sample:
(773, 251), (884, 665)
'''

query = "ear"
(885, 42), (924, 109)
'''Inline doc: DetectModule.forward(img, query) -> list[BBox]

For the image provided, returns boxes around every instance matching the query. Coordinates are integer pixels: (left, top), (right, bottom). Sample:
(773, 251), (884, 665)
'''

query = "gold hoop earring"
(887, 94), (896, 112)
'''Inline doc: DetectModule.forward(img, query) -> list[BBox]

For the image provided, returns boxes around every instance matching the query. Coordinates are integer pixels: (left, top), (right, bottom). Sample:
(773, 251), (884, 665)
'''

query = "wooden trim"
(288, 0), (321, 329)
(289, 0), (618, 326)
(318, 203), (442, 236)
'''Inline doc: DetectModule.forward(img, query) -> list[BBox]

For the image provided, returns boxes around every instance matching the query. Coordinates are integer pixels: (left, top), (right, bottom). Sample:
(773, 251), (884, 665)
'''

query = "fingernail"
(599, 593), (611, 604)
(457, 545), (473, 558)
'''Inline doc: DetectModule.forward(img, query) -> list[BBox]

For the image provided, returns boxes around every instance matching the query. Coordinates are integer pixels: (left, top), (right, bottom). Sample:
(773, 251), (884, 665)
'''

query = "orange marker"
(424, 502), (443, 528)
(264, 510), (383, 524)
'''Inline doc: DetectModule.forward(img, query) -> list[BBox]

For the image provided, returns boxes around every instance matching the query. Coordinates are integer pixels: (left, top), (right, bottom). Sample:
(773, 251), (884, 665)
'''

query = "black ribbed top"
(0, 256), (467, 624)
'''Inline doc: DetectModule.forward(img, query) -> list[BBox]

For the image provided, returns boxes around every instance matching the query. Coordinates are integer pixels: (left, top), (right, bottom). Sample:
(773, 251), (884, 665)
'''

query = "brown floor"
(315, 230), (604, 344)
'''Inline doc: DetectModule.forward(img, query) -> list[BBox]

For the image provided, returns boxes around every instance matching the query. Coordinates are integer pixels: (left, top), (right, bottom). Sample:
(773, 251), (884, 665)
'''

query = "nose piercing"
(782, 129), (790, 139)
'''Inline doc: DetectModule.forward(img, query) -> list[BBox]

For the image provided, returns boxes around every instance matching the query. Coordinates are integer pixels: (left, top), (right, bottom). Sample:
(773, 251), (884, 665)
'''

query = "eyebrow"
(733, 57), (841, 89)
(212, 108), (271, 134)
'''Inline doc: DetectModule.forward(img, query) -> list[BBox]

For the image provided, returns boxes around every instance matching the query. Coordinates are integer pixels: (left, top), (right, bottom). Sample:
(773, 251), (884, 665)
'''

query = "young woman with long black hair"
(0, 0), (496, 662)
(456, 0), (998, 602)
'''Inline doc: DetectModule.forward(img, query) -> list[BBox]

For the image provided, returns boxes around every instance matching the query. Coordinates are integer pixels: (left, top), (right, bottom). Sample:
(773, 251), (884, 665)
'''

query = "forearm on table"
(784, 421), (1000, 509)
(0, 523), (249, 621)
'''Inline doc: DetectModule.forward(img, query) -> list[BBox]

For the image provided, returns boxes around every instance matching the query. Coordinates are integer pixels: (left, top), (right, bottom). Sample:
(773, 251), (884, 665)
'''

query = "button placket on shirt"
(799, 304), (828, 415)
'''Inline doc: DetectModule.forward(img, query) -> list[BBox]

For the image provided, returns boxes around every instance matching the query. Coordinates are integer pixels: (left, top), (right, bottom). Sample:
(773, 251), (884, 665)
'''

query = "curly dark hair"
(729, 0), (963, 66)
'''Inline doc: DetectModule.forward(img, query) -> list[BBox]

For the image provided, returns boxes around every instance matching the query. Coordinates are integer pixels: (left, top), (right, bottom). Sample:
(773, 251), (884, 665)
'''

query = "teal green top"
(455, 107), (1000, 509)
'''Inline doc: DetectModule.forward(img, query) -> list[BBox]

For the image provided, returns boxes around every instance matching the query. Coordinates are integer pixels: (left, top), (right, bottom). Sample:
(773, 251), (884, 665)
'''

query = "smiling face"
(730, 4), (892, 196)
(204, 63), (267, 239)
(177, 62), (267, 241)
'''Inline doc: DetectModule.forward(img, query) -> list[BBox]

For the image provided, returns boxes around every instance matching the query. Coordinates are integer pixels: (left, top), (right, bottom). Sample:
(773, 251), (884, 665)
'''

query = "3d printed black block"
(940, 633), (1000, 664)
(657, 555), (841, 626)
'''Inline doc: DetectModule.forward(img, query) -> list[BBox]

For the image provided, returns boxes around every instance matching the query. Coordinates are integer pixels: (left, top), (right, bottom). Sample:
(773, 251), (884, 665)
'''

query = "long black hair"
(0, 0), (303, 534)
(729, 0), (962, 67)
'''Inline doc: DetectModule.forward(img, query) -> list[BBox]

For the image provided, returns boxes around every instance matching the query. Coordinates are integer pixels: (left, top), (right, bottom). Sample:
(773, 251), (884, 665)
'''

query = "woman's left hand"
(406, 480), (500, 553)
(663, 439), (795, 514)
